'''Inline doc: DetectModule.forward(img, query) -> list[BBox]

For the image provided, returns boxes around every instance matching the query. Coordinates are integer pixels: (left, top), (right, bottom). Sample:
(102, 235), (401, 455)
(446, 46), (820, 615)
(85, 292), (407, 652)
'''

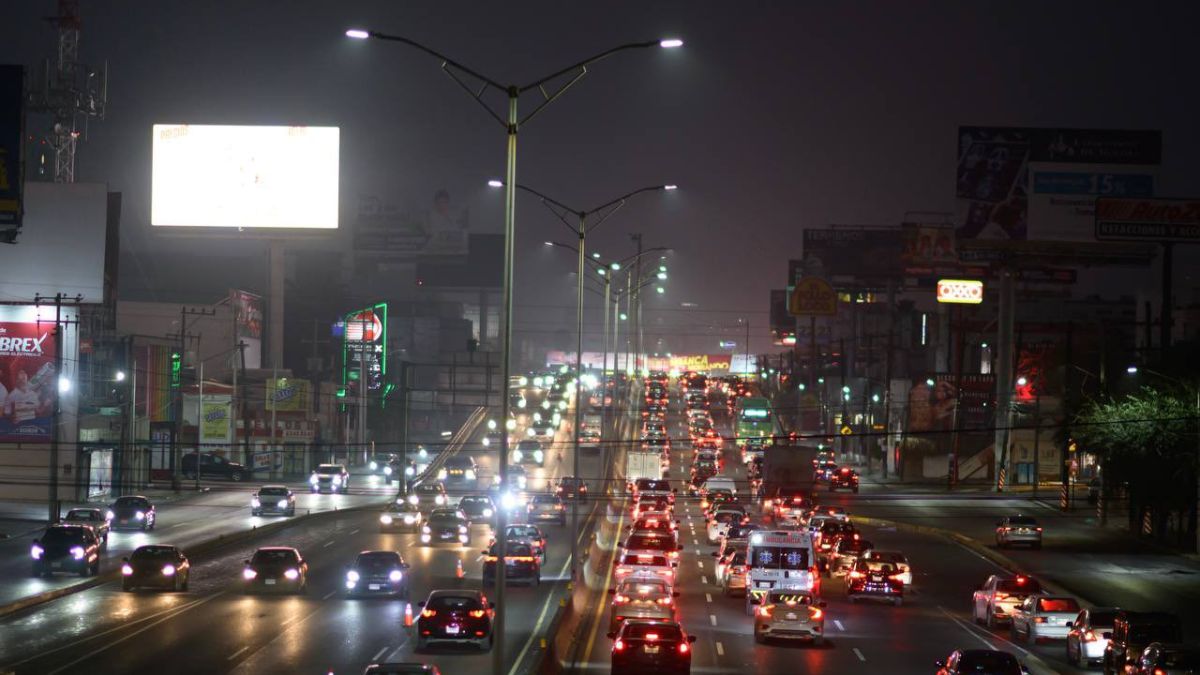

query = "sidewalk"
(0, 487), (207, 538)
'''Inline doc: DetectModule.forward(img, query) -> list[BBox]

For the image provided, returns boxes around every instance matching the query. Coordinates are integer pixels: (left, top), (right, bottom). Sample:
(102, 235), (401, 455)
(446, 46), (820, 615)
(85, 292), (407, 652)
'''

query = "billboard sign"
(151, 124), (339, 229)
(1094, 198), (1200, 242)
(342, 303), (387, 394)
(789, 277), (837, 316)
(0, 64), (24, 232)
(0, 319), (56, 442)
(267, 377), (309, 412)
(901, 223), (957, 267)
(0, 183), (109, 303)
(801, 228), (903, 279)
(936, 279), (984, 304)
(230, 289), (262, 370)
(200, 398), (231, 444)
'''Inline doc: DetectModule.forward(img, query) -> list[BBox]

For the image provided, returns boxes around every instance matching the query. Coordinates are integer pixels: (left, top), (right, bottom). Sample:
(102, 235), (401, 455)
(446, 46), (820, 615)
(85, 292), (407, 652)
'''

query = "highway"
(0, 386), (605, 674)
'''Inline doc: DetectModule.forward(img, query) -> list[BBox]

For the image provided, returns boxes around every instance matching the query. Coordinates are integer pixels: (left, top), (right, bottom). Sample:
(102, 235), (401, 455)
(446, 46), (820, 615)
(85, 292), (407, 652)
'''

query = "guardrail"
(410, 406), (487, 488)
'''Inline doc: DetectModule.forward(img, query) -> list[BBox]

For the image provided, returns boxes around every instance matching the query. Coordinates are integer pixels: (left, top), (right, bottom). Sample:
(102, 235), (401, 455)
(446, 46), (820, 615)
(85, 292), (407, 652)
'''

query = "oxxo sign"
(936, 279), (984, 304)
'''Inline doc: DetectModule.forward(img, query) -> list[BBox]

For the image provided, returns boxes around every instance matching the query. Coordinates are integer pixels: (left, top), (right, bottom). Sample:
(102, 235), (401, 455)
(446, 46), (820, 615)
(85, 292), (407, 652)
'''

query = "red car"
(609, 619), (696, 675)
(829, 467), (859, 493)
(415, 589), (495, 652)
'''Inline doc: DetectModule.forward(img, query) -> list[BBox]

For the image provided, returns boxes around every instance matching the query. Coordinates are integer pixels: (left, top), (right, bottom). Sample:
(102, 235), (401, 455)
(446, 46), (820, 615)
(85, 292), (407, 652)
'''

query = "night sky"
(3, 1), (1198, 354)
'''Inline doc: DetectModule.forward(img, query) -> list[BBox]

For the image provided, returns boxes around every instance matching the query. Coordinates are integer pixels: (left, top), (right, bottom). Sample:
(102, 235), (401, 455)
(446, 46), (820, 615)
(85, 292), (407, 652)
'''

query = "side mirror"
(688, 635), (697, 643)
(1102, 631), (1112, 640)
(606, 632), (616, 640)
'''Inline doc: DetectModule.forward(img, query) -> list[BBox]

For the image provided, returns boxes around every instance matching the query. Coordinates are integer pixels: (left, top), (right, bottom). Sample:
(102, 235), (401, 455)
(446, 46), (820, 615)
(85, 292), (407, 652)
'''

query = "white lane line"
(507, 547), (573, 675)
(709, 614), (717, 626)
(695, 548), (701, 555)
(323, 540), (335, 547)
(701, 575), (708, 584)
(228, 646), (249, 661)
(371, 646), (388, 661)
(938, 606), (997, 650)
(692, 539), (699, 546)
(715, 641), (725, 656)
(697, 560), (703, 569)
(350, 529), (360, 535)
(705, 593), (713, 603)
(322, 590), (337, 600)
(853, 647), (866, 662)
(834, 619), (845, 631)
(170, 522), (186, 528)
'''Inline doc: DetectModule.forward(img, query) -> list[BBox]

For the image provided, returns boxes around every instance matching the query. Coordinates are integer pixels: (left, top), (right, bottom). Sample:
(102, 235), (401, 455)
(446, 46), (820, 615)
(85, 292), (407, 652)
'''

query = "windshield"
(460, 497), (491, 509)
(258, 487), (288, 497)
(251, 549), (298, 565)
(1038, 598), (1080, 612)
(517, 441), (541, 451)
(1088, 610), (1117, 627)
(427, 595), (483, 611)
(355, 552), (401, 571)
(444, 458), (471, 468)
(41, 527), (87, 545)
(416, 485), (443, 495)
(66, 510), (102, 521)
(750, 547), (809, 570)
(997, 579), (1043, 594)
(114, 497), (148, 509)
(131, 546), (179, 561)
(316, 465), (344, 474)
(622, 553), (668, 566)
(507, 526), (540, 538)
(429, 512), (462, 523)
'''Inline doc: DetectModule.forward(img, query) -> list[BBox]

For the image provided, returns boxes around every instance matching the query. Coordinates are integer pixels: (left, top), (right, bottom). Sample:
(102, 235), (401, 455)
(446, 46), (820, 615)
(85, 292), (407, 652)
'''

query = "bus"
(735, 396), (775, 461)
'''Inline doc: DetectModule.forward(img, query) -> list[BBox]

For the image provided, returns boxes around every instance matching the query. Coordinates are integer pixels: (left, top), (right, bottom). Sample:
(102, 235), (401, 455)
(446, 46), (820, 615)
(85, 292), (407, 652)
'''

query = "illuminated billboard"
(151, 124), (339, 229)
(936, 279), (984, 304)
(341, 303), (388, 396)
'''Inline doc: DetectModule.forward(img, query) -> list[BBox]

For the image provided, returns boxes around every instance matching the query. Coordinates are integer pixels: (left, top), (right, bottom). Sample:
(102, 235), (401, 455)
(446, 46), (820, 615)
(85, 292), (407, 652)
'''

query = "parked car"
(182, 452), (249, 482)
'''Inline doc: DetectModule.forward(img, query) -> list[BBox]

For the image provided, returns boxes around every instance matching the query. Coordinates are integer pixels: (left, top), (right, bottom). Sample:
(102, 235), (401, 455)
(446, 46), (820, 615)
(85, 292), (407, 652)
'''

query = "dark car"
(121, 544), (190, 592)
(107, 495), (156, 531)
(181, 452), (249, 482)
(62, 507), (109, 548)
(415, 590), (495, 652)
(438, 456), (479, 487)
(363, 664), (441, 675)
(846, 558), (904, 606)
(1104, 611), (1183, 675)
(814, 462), (838, 482)
(481, 541), (541, 586)
(527, 494), (567, 525)
(380, 501), (424, 532)
(421, 509), (470, 545)
(31, 524), (101, 577)
(608, 620), (695, 675)
(556, 476), (588, 501)
(457, 495), (497, 526)
(828, 466), (859, 493)
(251, 485), (296, 517)
(345, 550), (410, 598)
(1134, 642), (1200, 675)
(364, 453), (401, 484)
(496, 524), (547, 563)
(310, 463), (350, 494)
(242, 547), (308, 594)
(936, 649), (1027, 675)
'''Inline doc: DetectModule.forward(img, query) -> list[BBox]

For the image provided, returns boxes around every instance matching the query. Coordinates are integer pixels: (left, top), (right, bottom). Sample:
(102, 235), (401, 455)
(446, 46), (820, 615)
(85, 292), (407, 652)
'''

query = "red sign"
(936, 279), (984, 304)
(0, 321), (56, 442)
(345, 310), (383, 342)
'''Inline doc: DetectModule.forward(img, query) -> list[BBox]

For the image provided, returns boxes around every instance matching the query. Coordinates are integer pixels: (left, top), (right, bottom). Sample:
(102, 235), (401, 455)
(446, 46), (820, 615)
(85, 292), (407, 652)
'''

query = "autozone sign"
(936, 279), (984, 304)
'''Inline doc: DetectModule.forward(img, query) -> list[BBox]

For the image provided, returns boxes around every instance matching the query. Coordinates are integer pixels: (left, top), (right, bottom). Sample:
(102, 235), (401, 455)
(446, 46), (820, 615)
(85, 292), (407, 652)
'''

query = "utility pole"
(1061, 321), (1074, 512)
(632, 233), (643, 373)
(173, 306), (215, 491)
(950, 304), (965, 489)
(49, 294), (63, 521)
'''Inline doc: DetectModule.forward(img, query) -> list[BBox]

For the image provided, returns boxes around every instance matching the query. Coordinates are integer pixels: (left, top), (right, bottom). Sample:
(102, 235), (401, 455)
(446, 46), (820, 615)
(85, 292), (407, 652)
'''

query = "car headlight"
(309, 475), (319, 484)
(513, 450), (523, 463)
(526, 428), (535, 437)
(542, 400), (550, 410)
(121, 564), (133, 575)
(251, 498), (261, 508)
(347, 570), (360, 582)
(421, 534), (431, 542)
(380, 514), (393, 524)
(465, 470), (476, 481)
(31, 544), (43, 560)
(518, 398), (527, 409)
(405, 466), (416, 476)
(135, 511), (145, 521)
(389, 569), (403, 582)
(162, 564), (176, 576)
(483, 508), (494, 518)
(105, 510), (114, 521)
(438, 470), (448, 481)
(277, 499), (288, 509)
(459, 525), (468, 534)
(369, 461), (378, 471)
(284, 568), (299, 580)
(71, 546), (86, 560)
(422, 526), (431, 534)
(435, 495), (446, 505)
(384, 466), (392, 475)
(408, 495), (419, 505)
(403, 515), (416, 524)
(459, 534), (469, 543)
(243, 568), (257, 580)
(332, 476), (342, 485)
(482, 437), (491, 447)
(533, 451), (544, 463)
(346, 579), (357, 589)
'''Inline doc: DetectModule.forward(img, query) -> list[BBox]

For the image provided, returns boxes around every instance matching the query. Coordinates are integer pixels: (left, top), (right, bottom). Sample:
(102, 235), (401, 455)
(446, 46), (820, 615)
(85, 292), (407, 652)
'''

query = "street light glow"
(620, 313), (628, 321)
(543, 241), (554, 246)
(115, 371), (126, 382)
(58, 377), (71, 394)
(659, 38), (684, 48)
(663, 184), (678, 190)
(487, 179), (503, 188)
(592, 252), (601, 259)
(610, 262), (621, 271)
(597, 268), (606, 276)
(656, 286), (665, 294)
(1126, 365), (1139, 374)
(657, 272), (667, 280)
(345, 29), (370, 39)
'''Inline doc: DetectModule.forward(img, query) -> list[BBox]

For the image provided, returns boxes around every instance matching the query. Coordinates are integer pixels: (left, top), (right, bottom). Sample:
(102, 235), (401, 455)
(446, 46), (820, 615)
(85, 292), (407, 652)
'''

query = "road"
(0, 388), (607, 674)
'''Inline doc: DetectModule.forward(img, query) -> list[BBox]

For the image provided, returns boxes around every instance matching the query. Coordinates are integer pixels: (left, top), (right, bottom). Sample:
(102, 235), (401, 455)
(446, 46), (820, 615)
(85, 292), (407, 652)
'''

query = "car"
(936, 649), (1028, 675)
(362, 664), (441, 675)
(633, 496), (673, 521)
(121, 545), (190, 592)
(700, 475), (736, 499)
(995, 515), (1043, 549)
(1066, 607), (1118, 668)
(810, 504), (849, 523)
(814, 520), (857, 559)
(107, 495), (156, 531)
(608, 577), (679, 632)
(706, 507), (747, 544)
(614, 552), (676, 585)
(754, 589), (826, 645)
(310, 463), (350, 494)
(438, 455), (479, 487)
(512, 439), (546, 465)
(422, 509), (470, 545)
(527, 494), (567, 525)
(61, 507), (109, 548)
(31, 524), (102, 577)
(578, 427), (602, 452)
(556, 476), (588, 501)
(1132, 642), (1200, 675)
(814, 462), (838, 482)
(764, 487), (809, 521)
(827, 536), (873, 577)
(380, 501), (424, 532)
(719, 550), (749, 597)
(608, 619), (695, 675)
(415, 590), (495, 652)
(481, 540), (541, 586)
(457, 494), (497, 526)
(408, 482), (450, 511)
(1103, 611), (1183, 675)
(364, 453), (401, 483)
(845, 558), (904, 605)
(689, 461), (718, 490)
(701, 489), (736, 515)
(632, 478), (674, 505)
(251, 485), (296, 517)
(502, 465), (529, 491)
(972, 574), (1044, 628)
(181, 451), (250, 482)
(495, 524), (547, 563)
(623, 532), (680, 561)
(345, 550), (410, 598)
(861, 550), (911, 586)
(242, 547), (308, 594)
(529, 418), (555, 441)
(630, 516), (679, 545)
(1009, 594), (1081, 643)
(828, 467), (859, 492)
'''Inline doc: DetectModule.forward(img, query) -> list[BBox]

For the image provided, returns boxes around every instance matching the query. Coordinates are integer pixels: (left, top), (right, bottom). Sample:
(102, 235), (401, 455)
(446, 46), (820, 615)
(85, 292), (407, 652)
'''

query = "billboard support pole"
(269, 241), (285, 370)
(48, 293), (62, 522)
(994, 269), (1015, 492)
(950, 305), (964, 490)
(196, 361), (203, 491)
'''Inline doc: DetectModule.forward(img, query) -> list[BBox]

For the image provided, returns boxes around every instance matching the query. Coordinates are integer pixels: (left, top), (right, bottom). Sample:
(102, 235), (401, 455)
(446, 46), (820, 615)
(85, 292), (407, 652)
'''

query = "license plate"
(119, 519), (128, 524)
(757, 581), (772, 588)
(446, 625), (460, 635)
(368, 584), (381, 590)
(785, 613), (798, 620)
(643, 645), (660, 654)
(870, 575), (883, 581)
(265, 578), (276, 585)
(51, 562), (62, 569)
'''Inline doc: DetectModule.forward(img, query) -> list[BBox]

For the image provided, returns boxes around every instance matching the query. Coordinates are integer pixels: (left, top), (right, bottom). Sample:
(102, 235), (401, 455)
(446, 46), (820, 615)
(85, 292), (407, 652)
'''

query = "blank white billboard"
(0, 182), (108, 303)
(151, 124), (339, 229)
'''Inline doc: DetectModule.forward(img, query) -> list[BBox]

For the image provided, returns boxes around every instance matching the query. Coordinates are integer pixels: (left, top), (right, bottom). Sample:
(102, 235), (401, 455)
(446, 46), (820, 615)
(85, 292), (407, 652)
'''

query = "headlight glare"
(347, 570), (360, 582)
(277, 499), (288, 509)
(135, 511), (145, 520)
(121, 564), (133, 575)
(162, 564), (176, 576)
(243, 568), (257, 580)
(70, 546), (86, 560)
(31, 544), (44, 560)
(389, 569), (403, 582)
(284, 568), (299, 580)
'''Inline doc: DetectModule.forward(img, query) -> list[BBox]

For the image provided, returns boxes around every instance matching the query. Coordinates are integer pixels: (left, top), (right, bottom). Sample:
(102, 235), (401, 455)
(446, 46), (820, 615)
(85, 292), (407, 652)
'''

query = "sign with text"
(267, 377), (310, 412)
(1094, 197), (1200, 242)
(789, 277), (837, 316)
(936, 279), (984, 304)
(0, 320), (55, 442)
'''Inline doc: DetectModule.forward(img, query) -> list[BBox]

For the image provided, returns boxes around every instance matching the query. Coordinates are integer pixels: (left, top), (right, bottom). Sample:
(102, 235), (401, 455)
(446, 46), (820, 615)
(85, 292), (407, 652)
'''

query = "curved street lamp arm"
(518, 42), (657, 93)
(366, 31), (504, 90)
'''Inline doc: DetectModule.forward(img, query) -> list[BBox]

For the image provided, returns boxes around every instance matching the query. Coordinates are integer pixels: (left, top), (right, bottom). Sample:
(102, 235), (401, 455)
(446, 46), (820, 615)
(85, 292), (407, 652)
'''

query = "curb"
(0, 500), (385, 622)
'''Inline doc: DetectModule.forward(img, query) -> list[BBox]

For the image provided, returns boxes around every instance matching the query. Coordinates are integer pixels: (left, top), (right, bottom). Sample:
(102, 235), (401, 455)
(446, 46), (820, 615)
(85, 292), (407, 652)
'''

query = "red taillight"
(646, 633), (659, 641)
(1035, 527), (1043, 532)
(469, 609), (486, 618)
(1034, 616), (1046, 623)
(810, 608), (823, 620)
(995, 592), (1009, 600)
(1154, 668), (1167, 675)
(678, 641), (690, 654)
(656, 597), (672, 605)
(613, 639), (625, 652)
(421, 609), (436, 618)
(613, 594), (630, 603)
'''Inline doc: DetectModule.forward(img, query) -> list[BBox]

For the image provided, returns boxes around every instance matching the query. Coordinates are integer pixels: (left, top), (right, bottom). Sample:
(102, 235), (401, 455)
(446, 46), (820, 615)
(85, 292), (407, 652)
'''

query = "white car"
(707, 508), (746, 544)
(862, 550), (911, 586)
(1065, 607), (1117, 668)
(971, 574), (1045, 628)
(613, 552), (676, 585)
(811, 504), (849, 523)
(1009, 594), (1081, 643)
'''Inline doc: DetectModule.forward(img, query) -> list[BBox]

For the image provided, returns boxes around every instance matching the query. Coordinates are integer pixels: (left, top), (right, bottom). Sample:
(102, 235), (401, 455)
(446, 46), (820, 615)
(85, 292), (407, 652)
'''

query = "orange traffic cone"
(455, 558), (465, 579)
(403, 602), (414, 627)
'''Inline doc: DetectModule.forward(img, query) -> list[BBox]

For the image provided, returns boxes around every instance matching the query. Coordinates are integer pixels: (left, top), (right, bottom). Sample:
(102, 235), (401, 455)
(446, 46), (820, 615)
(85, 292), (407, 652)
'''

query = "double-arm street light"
(344, 28), (681, 673)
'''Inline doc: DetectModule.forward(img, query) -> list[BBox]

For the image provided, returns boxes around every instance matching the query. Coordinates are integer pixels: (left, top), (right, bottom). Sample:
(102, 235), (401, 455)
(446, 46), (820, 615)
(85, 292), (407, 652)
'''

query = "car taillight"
(1034, 617), (1046, 623)
(421, 609), (437, 618)
(994, 592), (1009, 600)
(613, 639), (625, 652)
(810, 608), (823, 620)
(1083, 630), (1097, 642)
(613, 594), (630, 603)
(469, 610), (486, 618)
(616, 567), (631, 576)
(1035, 527), (1043, 532)
(678, 641), (690, 654)
(889, 574), (905, 583)
(657, 597), (672, 605)
(757, 604), (773, 618)
(1153, 668), (1166, 675)
(848, 571), (863, 579)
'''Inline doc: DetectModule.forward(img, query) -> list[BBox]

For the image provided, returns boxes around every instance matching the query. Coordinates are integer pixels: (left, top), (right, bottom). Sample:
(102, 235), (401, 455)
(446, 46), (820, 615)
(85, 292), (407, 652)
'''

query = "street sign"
(936, 279), (984, 304)
(788, 277), (837, 316)
(1094, 197), (1200, 242)
(839, 425), (853, 436)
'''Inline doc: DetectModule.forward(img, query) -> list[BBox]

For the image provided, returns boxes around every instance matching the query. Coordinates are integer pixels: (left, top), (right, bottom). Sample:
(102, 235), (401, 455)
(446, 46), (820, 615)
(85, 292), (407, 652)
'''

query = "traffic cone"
(403, 602), (414, 627)
(456, 558), (465, 579)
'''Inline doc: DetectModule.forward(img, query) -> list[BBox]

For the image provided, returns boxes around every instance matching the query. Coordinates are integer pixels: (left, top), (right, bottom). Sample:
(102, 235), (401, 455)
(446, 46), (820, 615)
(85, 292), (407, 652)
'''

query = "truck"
(624, 447), (662, 492)
(759, 444), (819, 500)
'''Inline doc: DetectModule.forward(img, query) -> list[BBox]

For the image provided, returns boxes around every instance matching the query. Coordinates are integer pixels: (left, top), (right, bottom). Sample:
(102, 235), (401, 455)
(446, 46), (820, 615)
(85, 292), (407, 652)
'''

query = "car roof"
(427, 589), (483, 600)
(258, 484), (289, 490)
(255, 546), (299, 553)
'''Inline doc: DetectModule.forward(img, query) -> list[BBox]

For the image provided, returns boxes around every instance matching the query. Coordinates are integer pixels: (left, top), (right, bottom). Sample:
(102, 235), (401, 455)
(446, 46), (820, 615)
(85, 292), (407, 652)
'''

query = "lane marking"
(697, 560), (703, 569)
(709, 614), (717, 626)
(938, 606), (996, 650)
(834, 619), (845, 631)
(692, 539), (699, 546)
(715, 641), (725, 656)
(853, 647), (866, 662)
(564, 506), (626, 675)
(170, 523), (186, 528)
(323, 540), (335, 547)
(701, 575), (708, 584)
(705, 593), (712, 603)
(227, 646), (249, 661)
(350, 529), (360, 535)
(371, 646), (388, 661)
(322, 589), (337, 600)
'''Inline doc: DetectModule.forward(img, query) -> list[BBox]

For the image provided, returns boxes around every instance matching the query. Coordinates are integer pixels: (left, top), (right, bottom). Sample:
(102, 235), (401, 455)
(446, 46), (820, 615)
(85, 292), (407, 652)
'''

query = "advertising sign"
(354, 191), (471, 261)
(267, 377), (309, 412)
(936, 279), (984, 304)
(0, 319), (56, 442)
(0, 183), (109, 303)
(342, 303), (387, 394)
(151, 124), (340, 229)
(200, 399), (231, 444)
(230, 289), (262, 370)
(901, 223), (957, 267)
(1094, 198), (1200, 242)
(801, 228), (904, 279)
(907, 374), (996, 434)
(789, 277), (837, 316)
(957, 126), (1160, 241)
(0, 64), (24, 232)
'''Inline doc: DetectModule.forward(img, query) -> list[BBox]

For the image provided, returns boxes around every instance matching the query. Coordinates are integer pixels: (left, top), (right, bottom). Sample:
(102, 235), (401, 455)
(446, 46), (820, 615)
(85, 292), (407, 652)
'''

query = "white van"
(744, 529), (818, 614)
(702, 476), (737, 496)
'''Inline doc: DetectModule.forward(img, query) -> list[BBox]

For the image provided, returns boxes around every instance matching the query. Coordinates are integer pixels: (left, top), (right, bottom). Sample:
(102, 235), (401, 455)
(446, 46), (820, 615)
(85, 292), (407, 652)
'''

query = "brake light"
(757, 604), (774, 618)
(810, 608), (823, 620)
(616, 567), (631, 576)
(485, 555), (499, 562)
(1083, 630), (1097, 642)
(1035, 527), (1043, 532)
(1015, 576), (1028, 585)
(848, 571), (863, 579)
(994, 592), (1009, 600)
(656, 597), (672, 605)
(421, 609), (437, 618)
(613, 594), (630, 603)
(613, 639), (626, 652)
(678, 641), (690, 654)
(1153, 668), (1166, 675)
(889, 574), (906, 583)
(469, 610), (487, 618)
